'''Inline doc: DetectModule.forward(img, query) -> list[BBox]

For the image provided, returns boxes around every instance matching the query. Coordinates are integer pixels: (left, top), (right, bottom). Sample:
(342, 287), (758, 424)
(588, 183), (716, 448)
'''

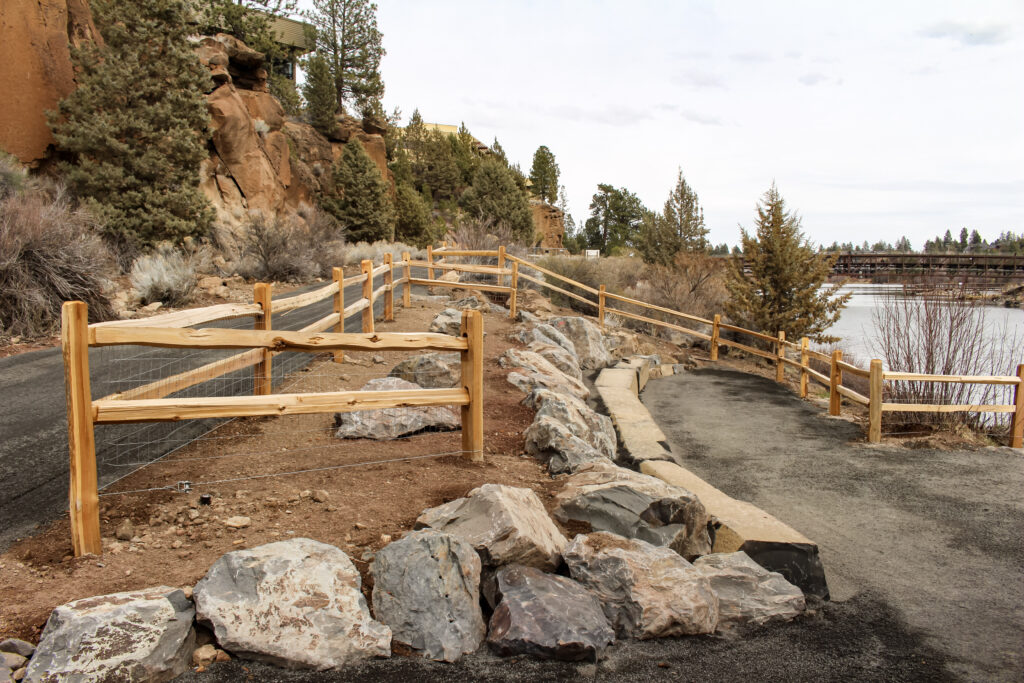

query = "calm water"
(823, 284), (1024, 365)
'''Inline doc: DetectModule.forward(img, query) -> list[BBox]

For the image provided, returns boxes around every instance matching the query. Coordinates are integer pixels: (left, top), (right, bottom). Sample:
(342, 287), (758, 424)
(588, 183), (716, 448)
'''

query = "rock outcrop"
(194, 538), (391, 670)
(334, 377), (460, 439)
(530, 201), (565, 250)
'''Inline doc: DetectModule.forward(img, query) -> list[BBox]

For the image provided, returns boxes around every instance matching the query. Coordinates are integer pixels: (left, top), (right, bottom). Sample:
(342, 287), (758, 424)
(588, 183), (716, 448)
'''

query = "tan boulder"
(237, 89), (285, 131)
(264, 130), (292, 187)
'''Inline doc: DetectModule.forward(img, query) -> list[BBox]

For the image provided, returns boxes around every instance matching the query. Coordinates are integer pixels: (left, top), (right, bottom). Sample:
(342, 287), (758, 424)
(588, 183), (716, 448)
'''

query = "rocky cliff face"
(0, 0), (99, 164)
(531, 201), (566, 249)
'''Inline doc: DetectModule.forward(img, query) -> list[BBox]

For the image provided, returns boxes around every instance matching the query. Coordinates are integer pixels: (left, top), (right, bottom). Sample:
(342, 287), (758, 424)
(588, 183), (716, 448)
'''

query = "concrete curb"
(596, 357), (830, 599)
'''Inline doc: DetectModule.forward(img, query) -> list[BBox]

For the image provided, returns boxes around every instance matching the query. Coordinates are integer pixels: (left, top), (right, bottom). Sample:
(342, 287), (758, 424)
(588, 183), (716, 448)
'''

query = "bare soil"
(0, 299), (557, 643)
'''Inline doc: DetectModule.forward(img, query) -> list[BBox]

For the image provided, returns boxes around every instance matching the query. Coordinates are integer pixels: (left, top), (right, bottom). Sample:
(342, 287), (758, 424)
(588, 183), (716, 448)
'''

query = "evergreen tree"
(459, 158), (534, 242)
(491, 138), (508, 166)
(269, 73), (302, 116)
(895, 236), (913, 252)
(305, 0), (385, 114)
(394, 180), (433, 246)
(638, 168), (708, 264)
(528, 145), (559, 204)
(942, 229), (954, 251)
(450, 122), (480, 186)
(724, 184), (849, 342)
(50, 0), (212, 249)
(302, 53), (337, 136)
(323, 138), (394, 242)
(583, 184), (646, 254)
(958, 227), (969, 253)
(968, 229), (983, 252)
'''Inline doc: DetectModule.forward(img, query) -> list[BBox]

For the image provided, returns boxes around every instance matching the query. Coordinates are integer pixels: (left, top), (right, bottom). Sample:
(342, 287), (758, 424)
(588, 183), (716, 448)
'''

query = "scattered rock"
(564, 533), (718, 638)
(416, 484), (567, 571)
(223, 516), (250, 529)
(449, 296), (489, 311)
(487, 564), (614, 662)
(24, 586), (195, 682)
(428, 308), (462, 336)
(499, 348), (589, 402)
(525, 388), (615, 459)
(372, 354), (386, 364)
(192, 643), (218, 667)
(194, 538), (390, 669)
(141, 301), (163, 313)
(388, 352), (461, 388)
(312, 490), (330, 503)
(371, 530), (485, 662)
(516, 310), (541, 324)
(549, 317), (612, 369)
(517, 289), (553, 314)
(0, 655), (23, 672)
(694, 552), (805, 628)
(525, 417), (611, 475)
(334, 377), (459, 439)
(555, 462), (712, 560)
(0, 640), (34, 659)
(115, 519), (134, 541)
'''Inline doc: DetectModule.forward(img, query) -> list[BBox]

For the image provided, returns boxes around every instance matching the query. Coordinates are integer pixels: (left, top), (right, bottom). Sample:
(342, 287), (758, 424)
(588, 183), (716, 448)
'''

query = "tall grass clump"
(0, 164), (115, 339)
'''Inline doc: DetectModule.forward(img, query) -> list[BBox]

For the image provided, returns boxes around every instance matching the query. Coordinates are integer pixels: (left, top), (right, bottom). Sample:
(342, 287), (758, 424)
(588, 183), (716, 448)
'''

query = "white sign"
(584, 250), (600, 260)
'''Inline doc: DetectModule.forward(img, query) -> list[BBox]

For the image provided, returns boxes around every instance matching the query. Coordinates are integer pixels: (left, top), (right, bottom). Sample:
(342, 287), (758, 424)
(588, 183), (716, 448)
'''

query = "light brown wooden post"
(869, 359), (883, 443)
(253, 283), (272, 395)
(799, 337), (809, 398)
(426, 245), (434, 281)
(332, 267), (344, 363)
(402, 251), (411, 308)
(508, 261), (519, 320)
(497, 245), (506, 288)
(829, 349), (843, 416)
(1010, 364), (1024, 448)
(384, 253), (394, 322)
(460, 309), (484, 462)
(775, 330), (786, 383)
(62, 301), (101, 557)
(710, 314), (721, 361)
(599, 285), (606, 329)
(361, 259), (374, 333)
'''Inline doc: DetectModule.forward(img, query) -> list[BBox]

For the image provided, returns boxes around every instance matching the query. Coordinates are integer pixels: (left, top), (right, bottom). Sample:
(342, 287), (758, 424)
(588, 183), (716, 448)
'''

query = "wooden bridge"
(829, 253), (1024, 284)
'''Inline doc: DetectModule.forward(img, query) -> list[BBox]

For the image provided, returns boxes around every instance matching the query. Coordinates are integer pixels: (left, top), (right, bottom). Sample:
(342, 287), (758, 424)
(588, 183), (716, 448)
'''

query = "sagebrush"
(129, 244), (198, 306)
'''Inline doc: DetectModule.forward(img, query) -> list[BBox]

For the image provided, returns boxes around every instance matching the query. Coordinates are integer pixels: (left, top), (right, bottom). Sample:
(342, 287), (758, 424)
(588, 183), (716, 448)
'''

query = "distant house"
(267, 15), (313, 82)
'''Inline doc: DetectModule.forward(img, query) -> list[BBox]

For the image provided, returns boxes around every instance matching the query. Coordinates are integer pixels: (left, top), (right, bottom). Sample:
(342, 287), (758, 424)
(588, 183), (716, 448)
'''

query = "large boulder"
(416, 484), (567, 571)
(388, 352), (460, 388)
(517, 289), (553, 315)
(487, 564), (614, 662)
(193, 538), (390, 669)
(522, 388), (616, 475)
(371, 530), (485, 662)
(694, 552), (805, 628)
(563, 533), (718, 639)
(24, 586), (194, 683)
(525, 418), (610, 475)
(499, 349), (589, 402)
(334, 377), (459, 440)
(511, 324), (577, 358)
(548, 317), (613, 369)
(555, 462), (712, 560)
(528, 342), (582, 381)
(429, 308), (462, 336)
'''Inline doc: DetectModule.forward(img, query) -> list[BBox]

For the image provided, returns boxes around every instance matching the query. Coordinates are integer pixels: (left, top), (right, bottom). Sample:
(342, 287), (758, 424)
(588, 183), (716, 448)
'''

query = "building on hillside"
(266, 15), (313, 81)
(422, 123), (491, 154)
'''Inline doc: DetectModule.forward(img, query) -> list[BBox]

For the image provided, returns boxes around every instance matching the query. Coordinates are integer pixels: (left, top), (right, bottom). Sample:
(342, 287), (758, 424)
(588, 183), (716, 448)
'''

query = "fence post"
(460, 309), (484, 462)
(710, 314), (721, 361)
(1011, 363), (1024, 448)
(869, 359), (883, 443)
(384, 253), (394, 322)
(427, 245), (434, 281)
(62, 301), (101, 557)
(829, 349), (843, 416)
(254, 283), (272, 395)
(508, 261), (519, 320)
(402, 251), (411, 308)
(599, 285), (606, 329)
(332, 267), (344, 363)
(775, 330), (786, 383)
(361, 259), (374, 333)
(497, 245), (506, 289)
(799, 337), (809, 398)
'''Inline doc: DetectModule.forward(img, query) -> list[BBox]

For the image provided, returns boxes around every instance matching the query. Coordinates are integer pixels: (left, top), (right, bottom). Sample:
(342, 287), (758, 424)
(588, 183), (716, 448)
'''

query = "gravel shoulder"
(642, 367), (1024, 682)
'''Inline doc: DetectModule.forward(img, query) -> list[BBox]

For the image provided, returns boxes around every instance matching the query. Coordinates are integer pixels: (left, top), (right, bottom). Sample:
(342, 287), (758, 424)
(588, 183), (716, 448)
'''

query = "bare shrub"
(0, 178), (115, 339)
(129, 243), (197, 306)
(237, 211), (317, 282)
(629, 252), (727, 336)
(870, 286), (1021, 434)
(300, 205), (346, 278)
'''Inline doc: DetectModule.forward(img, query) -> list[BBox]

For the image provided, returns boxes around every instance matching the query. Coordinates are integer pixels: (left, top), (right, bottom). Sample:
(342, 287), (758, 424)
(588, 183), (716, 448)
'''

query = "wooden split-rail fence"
(61, 244), (1024, 555)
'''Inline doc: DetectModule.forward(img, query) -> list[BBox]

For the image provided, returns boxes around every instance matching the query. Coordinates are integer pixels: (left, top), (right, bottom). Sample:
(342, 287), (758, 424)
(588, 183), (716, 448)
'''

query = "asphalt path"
(0, 275), (423, 551)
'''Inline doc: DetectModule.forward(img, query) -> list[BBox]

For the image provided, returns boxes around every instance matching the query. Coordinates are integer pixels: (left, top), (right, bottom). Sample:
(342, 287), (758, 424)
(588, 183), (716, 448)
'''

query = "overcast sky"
(363, 1), (1024, 249)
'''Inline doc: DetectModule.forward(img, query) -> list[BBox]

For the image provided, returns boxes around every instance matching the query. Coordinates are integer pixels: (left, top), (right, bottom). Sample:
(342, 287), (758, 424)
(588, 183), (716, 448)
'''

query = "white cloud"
(920, 21), (1012, 46)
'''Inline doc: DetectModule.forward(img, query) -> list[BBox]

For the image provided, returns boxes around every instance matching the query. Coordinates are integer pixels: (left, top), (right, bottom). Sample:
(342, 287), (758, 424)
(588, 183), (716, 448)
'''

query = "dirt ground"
(0, 298), (559, 643)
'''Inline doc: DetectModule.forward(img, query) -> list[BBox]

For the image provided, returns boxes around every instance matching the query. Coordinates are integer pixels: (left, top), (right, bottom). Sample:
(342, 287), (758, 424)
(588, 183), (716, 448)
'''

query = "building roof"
(269, 16), (313, 53)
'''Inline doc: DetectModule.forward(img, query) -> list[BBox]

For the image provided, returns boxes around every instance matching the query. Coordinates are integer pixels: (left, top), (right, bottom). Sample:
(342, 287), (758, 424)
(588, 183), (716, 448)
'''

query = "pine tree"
(895, 236), (913, 252)
(450, 123), (480, 186)
(638, 169), (708, 264)
(724, 184), (849, 342)
(583, 184), (646, 254)
(968, 229), (983, 252)
(958, 227), (969, 253)
(394, 180), (433, 246)
(528, 146), (559, 204)
(305, 0), (385, 114)
(50, 0), (213, 249)
(302, 53), (337, 136)
(491, 138), (509, 166)
(459, 158), (534, 242)
(323, 138), (394, 242)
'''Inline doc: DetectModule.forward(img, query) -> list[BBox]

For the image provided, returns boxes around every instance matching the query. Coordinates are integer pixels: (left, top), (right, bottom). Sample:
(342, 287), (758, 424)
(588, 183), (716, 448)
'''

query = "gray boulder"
(549, 317), (612, 369)
(694, 552), (805, 628)
(527, 342), (582, 381)
(516, 310), (541, 324)
(24, 586), (194, 683)
(371, 530), (485, 662)
(429, 308), (462, 336)
(416, 484), (567, 571)
(564, 533), (719, 639)
(525, 417), (610, 475)
(555, 462), (712, 560)
(487, 564), (614, 662)
(449, 296), (489, 311)
(334, 377), (459, 440)
(499, 349), (589, 402)
(194, 538), (390, 669)
(0, 641), (33, 659)
(522, 388), (617, 475)
(388, 352), (460, 388)
(511, 324), (577, 358)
